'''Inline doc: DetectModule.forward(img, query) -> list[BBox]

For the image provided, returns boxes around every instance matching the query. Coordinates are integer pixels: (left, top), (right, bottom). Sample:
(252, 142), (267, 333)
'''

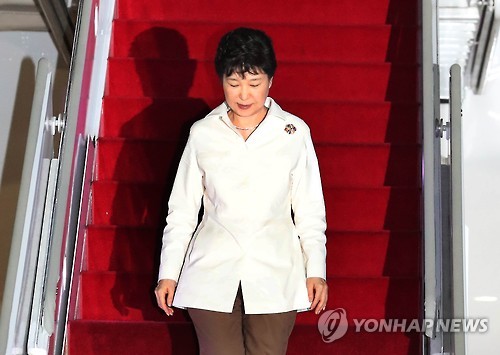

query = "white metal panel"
(27, 158), (60, 354)
(450, 64), (467, 355)
(0, 58), (55, 355)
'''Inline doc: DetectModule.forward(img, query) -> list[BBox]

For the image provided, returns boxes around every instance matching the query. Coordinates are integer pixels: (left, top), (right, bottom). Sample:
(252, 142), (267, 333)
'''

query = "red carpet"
(68, 0), (422, 353)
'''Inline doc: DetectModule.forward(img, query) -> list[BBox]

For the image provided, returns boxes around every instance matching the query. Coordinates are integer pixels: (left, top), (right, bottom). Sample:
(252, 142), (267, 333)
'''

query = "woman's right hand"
(154, 279), (177, 316)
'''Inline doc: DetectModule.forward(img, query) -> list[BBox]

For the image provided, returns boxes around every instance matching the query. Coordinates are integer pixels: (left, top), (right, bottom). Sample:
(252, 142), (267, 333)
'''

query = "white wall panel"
(463, 39), (500, 355)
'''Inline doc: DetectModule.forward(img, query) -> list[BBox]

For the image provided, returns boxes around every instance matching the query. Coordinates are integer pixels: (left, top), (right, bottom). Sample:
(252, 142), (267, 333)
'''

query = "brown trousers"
(187, 285), (296, 355)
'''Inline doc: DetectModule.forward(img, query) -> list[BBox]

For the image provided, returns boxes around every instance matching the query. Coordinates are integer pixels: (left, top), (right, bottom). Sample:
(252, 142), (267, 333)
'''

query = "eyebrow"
(226, 75), (264, 81)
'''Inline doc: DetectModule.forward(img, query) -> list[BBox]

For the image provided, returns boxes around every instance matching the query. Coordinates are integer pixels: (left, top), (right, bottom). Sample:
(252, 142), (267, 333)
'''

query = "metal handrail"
(36, 0), (75, 65)
(422, 0), (441, 344)
(0, 0), (116, 353)
(0, 58), (61, 355)
(42, 0), (116, 353)
(468, 0), (498, 93)
(423, 5), (468, 348)
(449, 64), (467, 354)
(430, 64), (467, 355)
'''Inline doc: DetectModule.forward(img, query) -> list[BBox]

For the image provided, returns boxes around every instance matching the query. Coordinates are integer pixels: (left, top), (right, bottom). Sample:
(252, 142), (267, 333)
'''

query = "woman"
(155, 27), (328, 355)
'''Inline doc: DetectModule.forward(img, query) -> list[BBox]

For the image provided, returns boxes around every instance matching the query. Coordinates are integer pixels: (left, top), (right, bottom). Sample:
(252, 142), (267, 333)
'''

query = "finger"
(313, 285), (328, 314)
(310, 284), (322, 311)
(315, 288), (329, 313)
(155, 288), (168, 313)
(167, 290), (174, 316)
(166, 287), (175, 309)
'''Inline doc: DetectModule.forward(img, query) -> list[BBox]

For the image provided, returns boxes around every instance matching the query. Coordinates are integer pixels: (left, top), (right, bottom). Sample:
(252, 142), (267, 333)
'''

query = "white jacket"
(158, 97), (327, 314)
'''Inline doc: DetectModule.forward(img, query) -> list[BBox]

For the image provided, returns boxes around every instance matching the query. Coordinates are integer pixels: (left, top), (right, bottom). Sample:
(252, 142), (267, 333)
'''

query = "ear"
(269, 77), (273, 88)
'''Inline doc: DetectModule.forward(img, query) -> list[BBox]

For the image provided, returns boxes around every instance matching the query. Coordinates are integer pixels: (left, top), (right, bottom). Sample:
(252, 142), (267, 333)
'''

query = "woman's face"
(222, 70), (272, 121)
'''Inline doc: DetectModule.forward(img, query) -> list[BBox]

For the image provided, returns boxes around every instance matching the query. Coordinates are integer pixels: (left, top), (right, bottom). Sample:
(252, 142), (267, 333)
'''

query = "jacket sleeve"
(291, 127), (327, 279)
(158, 130), (204, 282)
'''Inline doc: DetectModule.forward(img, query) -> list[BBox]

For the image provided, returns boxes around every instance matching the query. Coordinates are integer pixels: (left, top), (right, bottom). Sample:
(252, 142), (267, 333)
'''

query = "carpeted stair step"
(327, 231), (421, 277)
(68, 320), (419, 355)
(90, 181), (167, 227)
(105, 59), (419, 101)
(79, 271), (189, 322)
(288, 324), (420, 355)
(96, 138), (421, 186)
(308, 144), (421, 187)
(101, 97), (420, 144)
(116, 0), (418, 26)
(91, 182), (420, 230)
(85, 225), (158, 274)
(86, 226), (420, 278)
(96, 138), (183, 183)
(283, 101), (420, 144)
(111, 21), (418, 64)
(68, 320), (198, 355)
(79, 272), (419, 322)
(325, 186), (420, 231)
(100, 96), (215, 141)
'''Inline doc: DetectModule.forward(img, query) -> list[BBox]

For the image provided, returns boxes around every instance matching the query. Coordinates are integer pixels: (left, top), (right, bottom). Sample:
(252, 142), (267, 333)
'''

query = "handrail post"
(449, 64), (467, 355)
(422, 0), (441, 345)
(0, 58), (56, 355)
(468, 1), (498, 93)
(41, 0), (117, 353)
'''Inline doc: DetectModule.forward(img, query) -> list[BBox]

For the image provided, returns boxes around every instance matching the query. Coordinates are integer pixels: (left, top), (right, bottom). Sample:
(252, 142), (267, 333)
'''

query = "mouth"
(237, 103), (252, 110)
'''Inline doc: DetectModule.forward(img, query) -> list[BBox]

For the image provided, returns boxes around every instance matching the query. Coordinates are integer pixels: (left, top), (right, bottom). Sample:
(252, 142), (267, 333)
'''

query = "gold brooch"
(284, 124), (297, 134)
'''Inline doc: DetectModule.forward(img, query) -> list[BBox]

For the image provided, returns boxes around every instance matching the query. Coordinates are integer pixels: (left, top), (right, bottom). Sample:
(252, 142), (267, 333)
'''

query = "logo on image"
(317, 307), (489, 343)
(317, 307), (349, 343)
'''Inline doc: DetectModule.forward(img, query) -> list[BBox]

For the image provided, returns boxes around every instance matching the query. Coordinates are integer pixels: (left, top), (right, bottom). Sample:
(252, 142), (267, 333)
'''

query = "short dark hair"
(215, 27), (277, 79)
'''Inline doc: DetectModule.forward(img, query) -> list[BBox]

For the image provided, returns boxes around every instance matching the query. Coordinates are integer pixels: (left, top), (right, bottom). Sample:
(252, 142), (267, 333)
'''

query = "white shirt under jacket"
(158, 97), (327, 314)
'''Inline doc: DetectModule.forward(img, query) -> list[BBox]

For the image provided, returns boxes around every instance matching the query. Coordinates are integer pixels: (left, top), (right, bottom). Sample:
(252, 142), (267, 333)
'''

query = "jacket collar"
(207, 97), (287, 122)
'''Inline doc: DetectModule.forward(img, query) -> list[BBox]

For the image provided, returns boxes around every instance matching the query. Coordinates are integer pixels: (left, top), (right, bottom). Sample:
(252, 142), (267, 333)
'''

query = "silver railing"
(422, 0), (441, 342)
(432, 64), (467, 355)
(48, 0), (116, 350)
(468, 0), (498, 93)
(439, 0), (499, 98)
(0, 58), (64, 355)
(0, 0), (116, 353)
(449, 64), (467, 355)
(423, 1), (468, 355)
(36, 0), (76, 64)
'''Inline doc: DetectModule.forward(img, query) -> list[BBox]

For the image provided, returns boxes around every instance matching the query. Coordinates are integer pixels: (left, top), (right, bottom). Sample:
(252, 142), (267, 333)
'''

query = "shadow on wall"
(0, 58), (36, 307)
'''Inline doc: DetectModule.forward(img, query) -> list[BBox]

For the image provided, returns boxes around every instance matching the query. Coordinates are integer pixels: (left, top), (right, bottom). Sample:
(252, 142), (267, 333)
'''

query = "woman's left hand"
(306, 277), (328, 314)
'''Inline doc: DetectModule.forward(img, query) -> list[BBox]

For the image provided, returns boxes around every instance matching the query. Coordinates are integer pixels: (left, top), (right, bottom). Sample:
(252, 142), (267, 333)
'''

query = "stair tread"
(86, 224), (422, 237)
(85, 226), (421, 278)
(100, 96), (420, 144)
(109, 56), (419, 66)
(114, 18), (419, 28)
(98, 136), (421, 146)
(92, 183), (421, 192)
(111, 20), (418, 63)
(105, 59), (419, 101)
(69, 319), (419, 354)
(102, 95), (421, 105)
(116, 0), (418, 26)
(78, 272), (420, 322)
(79, 271), (423, 283)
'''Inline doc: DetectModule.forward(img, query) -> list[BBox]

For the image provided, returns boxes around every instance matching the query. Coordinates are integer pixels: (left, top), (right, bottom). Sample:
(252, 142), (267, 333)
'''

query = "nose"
(239, 84), (249, 100)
